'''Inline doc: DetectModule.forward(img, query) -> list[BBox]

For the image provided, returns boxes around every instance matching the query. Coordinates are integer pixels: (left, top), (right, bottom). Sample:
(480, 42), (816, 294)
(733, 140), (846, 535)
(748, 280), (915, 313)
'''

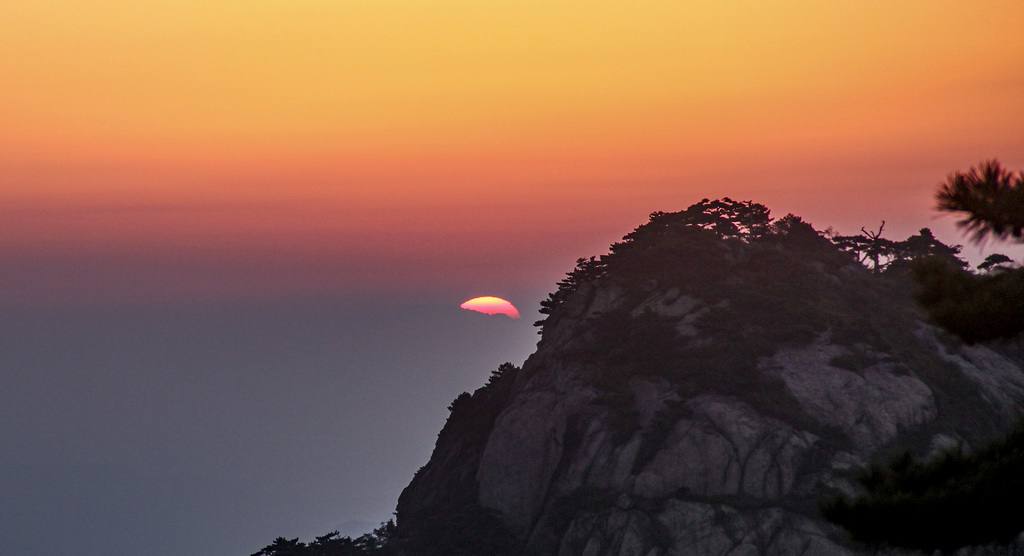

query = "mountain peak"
(392, 200), (1024, 555)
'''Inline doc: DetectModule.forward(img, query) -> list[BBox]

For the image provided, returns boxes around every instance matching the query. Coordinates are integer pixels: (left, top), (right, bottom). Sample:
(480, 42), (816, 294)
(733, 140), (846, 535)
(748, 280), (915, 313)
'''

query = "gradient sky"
(2, 1), (1024, 555)
(4, 0), (1023, 306)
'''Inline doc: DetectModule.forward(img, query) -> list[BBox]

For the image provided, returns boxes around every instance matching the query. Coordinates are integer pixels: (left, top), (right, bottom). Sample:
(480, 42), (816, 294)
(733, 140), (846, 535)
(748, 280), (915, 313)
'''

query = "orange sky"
(2, 1), (1023, 305)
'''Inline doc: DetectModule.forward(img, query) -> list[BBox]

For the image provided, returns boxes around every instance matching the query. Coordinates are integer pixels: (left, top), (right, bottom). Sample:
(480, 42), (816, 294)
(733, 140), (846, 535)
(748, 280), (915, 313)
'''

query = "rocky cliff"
(394, 200), (1024, 555)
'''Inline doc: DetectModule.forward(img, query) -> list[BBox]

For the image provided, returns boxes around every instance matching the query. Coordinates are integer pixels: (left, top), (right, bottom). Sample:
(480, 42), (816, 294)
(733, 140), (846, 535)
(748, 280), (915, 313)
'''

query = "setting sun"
(460, 296), (521, 319)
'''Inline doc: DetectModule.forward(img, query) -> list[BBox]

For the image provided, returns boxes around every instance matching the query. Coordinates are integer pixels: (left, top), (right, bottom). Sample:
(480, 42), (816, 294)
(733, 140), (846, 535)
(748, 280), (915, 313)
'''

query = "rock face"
(394, 204), (1024, 555)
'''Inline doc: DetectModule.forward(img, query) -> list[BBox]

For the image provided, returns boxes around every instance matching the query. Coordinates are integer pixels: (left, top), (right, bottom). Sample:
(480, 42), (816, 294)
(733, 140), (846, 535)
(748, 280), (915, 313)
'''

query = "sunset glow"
(461, 297), (521, 319)
(1, 1), (1022, 307)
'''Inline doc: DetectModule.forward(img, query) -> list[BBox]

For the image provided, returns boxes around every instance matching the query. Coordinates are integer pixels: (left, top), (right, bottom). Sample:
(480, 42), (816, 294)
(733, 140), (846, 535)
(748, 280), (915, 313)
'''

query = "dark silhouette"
(978, 252), (1014, 272)
(912, 256), (1024, 343)
(821, 422), (1024, 552)
(912, 160), (1024, 343)
(251, 521), (393, 556)
(833, 222), (894, 272)
(833, 225), (964, 274)
(823, 161), (1024, 551)
(936, 159), (1024, 243)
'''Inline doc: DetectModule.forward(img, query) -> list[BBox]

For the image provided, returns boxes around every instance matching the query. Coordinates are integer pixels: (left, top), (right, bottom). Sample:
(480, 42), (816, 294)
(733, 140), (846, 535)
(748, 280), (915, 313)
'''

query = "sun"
(460, 296), (521, 319)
